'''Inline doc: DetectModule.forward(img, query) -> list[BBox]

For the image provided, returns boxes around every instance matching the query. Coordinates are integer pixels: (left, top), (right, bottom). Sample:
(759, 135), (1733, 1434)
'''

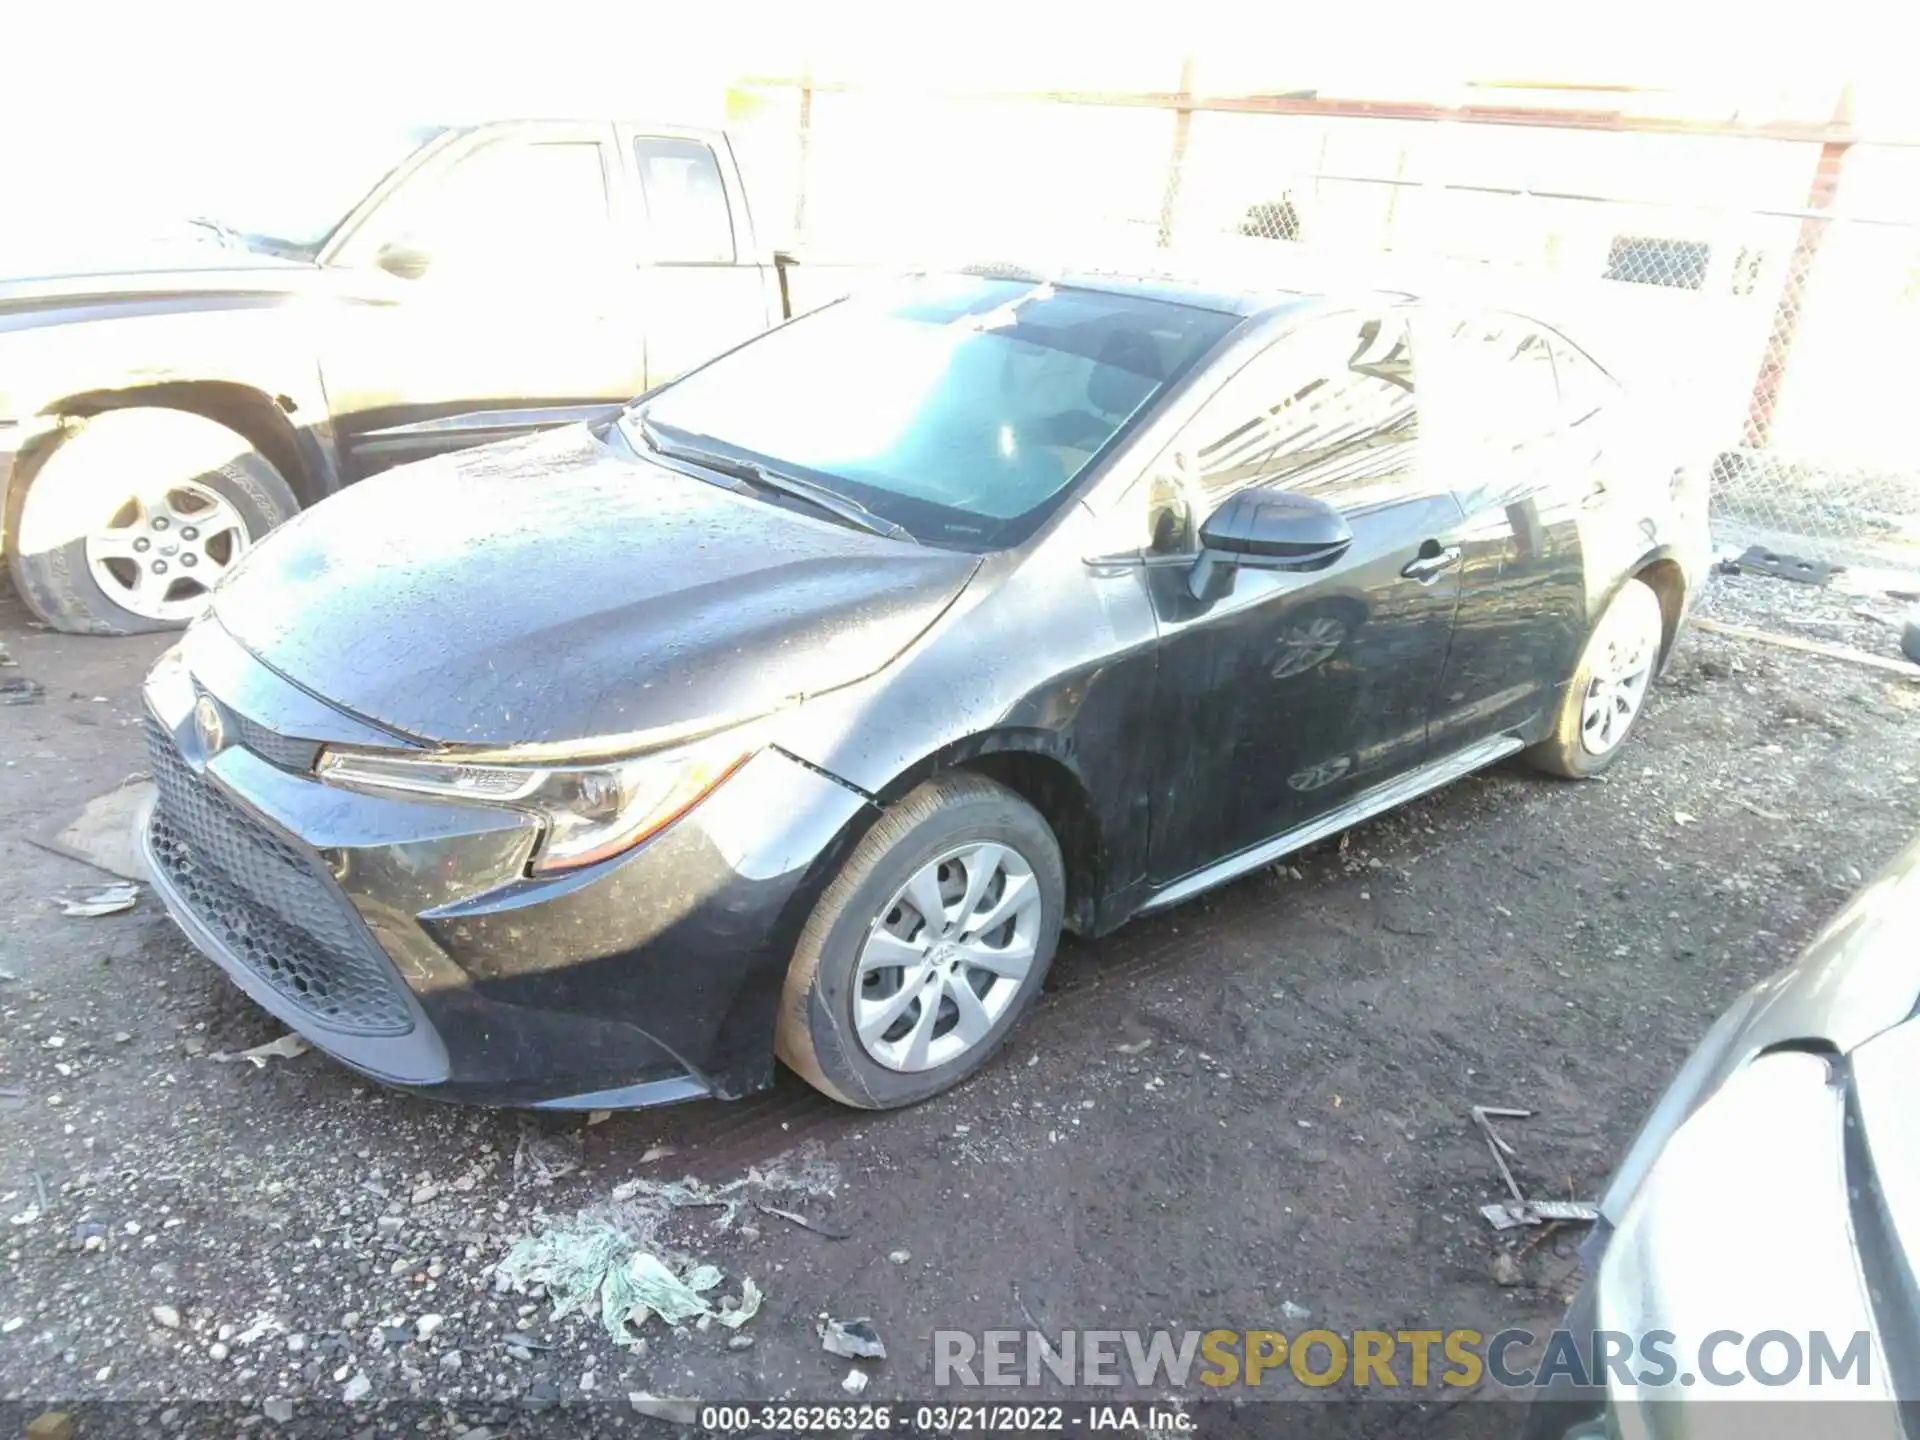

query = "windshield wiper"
(186, 215), (246, 251)
(632, 415), (916, 544)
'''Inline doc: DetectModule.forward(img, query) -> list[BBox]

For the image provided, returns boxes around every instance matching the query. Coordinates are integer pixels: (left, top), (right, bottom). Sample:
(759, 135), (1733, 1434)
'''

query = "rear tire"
(776, 772), (1064, 1109)
(1527, 576), (1665, 779)
(7, 408), (299, 636)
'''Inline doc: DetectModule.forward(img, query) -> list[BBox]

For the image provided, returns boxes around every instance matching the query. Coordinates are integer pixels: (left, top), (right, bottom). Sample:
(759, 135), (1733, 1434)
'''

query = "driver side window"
(370, 138), (616, 271)
(1144, 310), (1419, 555)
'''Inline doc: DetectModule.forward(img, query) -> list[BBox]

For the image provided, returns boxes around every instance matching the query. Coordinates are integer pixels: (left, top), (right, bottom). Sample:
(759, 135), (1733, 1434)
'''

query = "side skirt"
(1138, 733), (1526, 915)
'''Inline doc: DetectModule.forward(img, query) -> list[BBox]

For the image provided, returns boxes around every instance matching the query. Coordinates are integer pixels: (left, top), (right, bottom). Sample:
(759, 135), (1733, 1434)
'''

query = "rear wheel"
(776, 773), (1064, 1109)
(1527, 576), (1665, 778)
(7, 408), (299, 635)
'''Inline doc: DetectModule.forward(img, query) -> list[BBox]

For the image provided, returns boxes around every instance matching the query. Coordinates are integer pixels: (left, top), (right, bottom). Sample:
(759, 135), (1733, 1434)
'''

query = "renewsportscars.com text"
(933, 1327), (1875, 1392)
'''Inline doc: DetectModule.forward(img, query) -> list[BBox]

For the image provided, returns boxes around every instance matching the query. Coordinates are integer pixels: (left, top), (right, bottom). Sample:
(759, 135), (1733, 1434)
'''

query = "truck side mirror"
(375, 239), (433, 280)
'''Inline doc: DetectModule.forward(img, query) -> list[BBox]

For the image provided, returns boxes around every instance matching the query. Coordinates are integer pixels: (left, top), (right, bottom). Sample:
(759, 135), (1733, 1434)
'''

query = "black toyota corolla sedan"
(139, 268), (1710, 1110)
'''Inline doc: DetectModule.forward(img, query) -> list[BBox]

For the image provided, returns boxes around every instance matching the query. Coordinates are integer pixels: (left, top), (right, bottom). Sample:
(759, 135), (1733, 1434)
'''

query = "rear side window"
(1419, 311), (1561, 452)
(633, 137), (735, 264)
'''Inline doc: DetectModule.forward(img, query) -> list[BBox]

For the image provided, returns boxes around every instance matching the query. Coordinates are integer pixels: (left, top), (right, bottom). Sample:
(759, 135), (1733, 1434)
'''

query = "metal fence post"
(1156, 54), (1198, 248)
(794, 65), (814, 245)
(1743, 85), (1854, 448)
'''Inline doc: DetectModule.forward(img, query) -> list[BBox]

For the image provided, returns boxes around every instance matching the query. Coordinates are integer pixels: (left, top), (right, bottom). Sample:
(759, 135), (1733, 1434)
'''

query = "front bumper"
(139, 622), (874, 1107)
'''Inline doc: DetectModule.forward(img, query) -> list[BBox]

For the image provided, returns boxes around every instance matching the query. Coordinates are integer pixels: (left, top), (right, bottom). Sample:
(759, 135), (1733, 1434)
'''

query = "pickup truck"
(0, 119), (798, 635)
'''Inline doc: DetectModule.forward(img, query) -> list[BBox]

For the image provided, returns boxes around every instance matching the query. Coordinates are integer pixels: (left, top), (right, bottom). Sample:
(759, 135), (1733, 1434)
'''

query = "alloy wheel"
(1579, 598), (1659, 756)
(854, 842), (1042, 1072)
(83, 480), (250, 624)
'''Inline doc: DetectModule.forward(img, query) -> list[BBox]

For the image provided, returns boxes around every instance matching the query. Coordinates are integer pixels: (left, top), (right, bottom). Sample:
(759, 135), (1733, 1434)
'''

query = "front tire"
(776, 773), (1065, 1109)
(1527, 576), (1665, 778)
(7, 408), (299, 635)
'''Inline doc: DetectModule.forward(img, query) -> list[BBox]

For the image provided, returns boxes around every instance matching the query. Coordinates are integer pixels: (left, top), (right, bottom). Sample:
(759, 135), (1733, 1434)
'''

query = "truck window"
(633, 137), (736, 264)
(378, 139), (615, 266)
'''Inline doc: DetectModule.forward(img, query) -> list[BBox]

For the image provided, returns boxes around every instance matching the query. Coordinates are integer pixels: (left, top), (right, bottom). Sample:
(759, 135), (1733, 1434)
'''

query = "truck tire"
(7, 408), (299, 635)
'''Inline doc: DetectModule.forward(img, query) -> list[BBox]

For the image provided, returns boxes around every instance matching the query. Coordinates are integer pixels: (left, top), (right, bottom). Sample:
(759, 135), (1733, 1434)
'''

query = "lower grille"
(145, 717), (412, 1036)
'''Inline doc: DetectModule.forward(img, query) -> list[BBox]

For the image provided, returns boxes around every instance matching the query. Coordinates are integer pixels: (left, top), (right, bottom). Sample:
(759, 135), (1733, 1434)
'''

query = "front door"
(1139, 308), (1467, 885)
(321, 123), (649, 477)
(1416, 310), (1593, 751)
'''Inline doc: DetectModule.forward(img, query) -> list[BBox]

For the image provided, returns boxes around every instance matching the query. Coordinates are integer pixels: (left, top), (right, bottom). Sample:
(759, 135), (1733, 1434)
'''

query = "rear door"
(1137, 307), (1468, 884)
(1419, 310), (1592, 750)
(321, 123), (648, 476)
(620, 129), (778, 387)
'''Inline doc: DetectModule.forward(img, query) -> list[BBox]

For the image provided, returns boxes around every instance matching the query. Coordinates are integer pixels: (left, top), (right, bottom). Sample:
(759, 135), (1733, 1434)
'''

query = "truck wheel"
(7, 408), (299, 635)
(776, 773), (1065, 1109)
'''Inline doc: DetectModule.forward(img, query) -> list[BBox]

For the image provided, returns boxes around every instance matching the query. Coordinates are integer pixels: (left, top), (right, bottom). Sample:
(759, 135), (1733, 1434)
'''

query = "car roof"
(949, 260), (1407, 323)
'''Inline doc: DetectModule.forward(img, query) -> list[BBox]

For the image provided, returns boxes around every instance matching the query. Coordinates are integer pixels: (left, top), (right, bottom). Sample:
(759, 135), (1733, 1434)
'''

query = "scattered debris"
(26, 1413), (75, 1440)
(639, 1144), (677, 1164)
(1, 676), (45, 706)
(1472, 1106), (1601, 1234)
(495, 1199), (771, 1342)
(1114, 1038), (1153, 1056)
(1479, 1200), (1602, 1232)
(499, 1332), (552, 1351)
(819, 1316), (886, 1361)
(887, 1249), (911, 1265)
(1491, 1251), (1523, 1287)
(629, 1394), (700, 1425)
(1012, 1282), (1063, 1368)
(842, 1368), (870, 1396)
(58, 882), (140, 918)
(1694, 617), (1920, 681)
(209, 1034), (312, 1067)
(511, 1123), (583, 1189)
(754, 1200), (850, 1240)
(1725, 546), (1836, 586)
(151, 1305), (182, 1330)
(586, 1109), (612, 1126)
(1470, 1105), (1531, 1206)
(1735, 797), (1787, 824)
(1279, 1300), (1311, 1323)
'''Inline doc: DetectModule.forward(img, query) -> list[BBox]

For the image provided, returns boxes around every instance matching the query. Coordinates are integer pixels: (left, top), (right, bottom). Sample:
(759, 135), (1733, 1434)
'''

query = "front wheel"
(7, 408), (299, 635)
(776, 773), (1065, 1109)
(1527, 576), (1665, 778)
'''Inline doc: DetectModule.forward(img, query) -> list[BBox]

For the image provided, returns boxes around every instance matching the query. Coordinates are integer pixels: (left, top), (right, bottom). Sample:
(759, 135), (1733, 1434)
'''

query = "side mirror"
(375, 239), (433, 280)
(1189, 490), (1353, 601)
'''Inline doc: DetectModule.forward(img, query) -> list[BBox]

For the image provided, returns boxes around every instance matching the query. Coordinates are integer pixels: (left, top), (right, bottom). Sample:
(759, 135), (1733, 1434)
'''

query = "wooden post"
(793, 66), (814, 245)
(1157, 54), (1198, 248)
(1744, 85), (1854, 448)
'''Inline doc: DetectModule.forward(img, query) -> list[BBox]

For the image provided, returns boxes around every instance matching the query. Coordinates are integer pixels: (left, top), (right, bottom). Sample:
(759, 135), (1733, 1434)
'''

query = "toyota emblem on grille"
(194, 696), (227, 755)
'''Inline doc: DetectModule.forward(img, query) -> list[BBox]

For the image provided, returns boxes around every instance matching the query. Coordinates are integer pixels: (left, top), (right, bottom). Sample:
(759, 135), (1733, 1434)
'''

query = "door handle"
(1401, 545), (1461, 583)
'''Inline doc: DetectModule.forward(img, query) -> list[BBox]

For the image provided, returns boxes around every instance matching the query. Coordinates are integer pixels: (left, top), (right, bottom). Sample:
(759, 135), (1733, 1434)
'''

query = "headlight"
(316, 733), (756, 873)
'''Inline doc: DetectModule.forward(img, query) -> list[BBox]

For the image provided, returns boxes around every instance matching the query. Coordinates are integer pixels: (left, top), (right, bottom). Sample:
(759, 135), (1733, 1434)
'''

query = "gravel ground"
(2, 567), (1917, 1438)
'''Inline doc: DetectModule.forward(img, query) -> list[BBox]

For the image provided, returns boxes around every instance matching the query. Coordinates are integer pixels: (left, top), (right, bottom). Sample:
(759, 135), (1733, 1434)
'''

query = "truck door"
(321, 122), (649, 477)
(621, 129), (778, 387)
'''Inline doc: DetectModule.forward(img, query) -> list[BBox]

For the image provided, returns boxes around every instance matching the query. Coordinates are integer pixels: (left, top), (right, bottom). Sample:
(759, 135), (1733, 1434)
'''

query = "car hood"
(212, 425), (980, 749)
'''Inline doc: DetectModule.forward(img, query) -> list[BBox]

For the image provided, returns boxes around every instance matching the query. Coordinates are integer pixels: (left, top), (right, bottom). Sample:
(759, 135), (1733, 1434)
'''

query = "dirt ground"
(2, 564), (1918, 1437)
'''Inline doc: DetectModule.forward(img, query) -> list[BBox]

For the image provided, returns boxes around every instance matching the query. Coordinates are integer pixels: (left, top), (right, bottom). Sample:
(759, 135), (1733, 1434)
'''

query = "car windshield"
(631, 274), (1240, 550)
(180, 123), (446, 257)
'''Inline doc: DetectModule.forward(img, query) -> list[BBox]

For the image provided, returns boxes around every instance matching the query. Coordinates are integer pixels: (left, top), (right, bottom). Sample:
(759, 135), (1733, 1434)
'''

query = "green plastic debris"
(495, 1154), (832, 1343)
(496, 1226), (764, 1341)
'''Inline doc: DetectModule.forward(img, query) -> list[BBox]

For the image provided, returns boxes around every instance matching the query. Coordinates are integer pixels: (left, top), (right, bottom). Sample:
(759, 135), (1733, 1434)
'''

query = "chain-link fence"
(734, 82), (1920, 571)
